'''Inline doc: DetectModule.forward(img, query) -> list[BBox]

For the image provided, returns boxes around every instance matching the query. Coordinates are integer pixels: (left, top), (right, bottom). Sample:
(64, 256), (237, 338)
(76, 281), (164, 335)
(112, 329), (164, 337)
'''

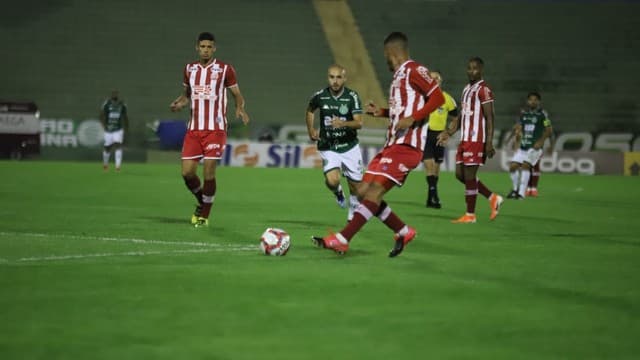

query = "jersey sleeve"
(182, 64), (190, 87)
(409, 66), (438, 97)
(478, 85), (494, 104)
(308, 91), (320, 111)
(444, 92), (457, 111)
(224, 65), (238, 88)
(408, 65), (444, 121)
(350, 91), (363, 114)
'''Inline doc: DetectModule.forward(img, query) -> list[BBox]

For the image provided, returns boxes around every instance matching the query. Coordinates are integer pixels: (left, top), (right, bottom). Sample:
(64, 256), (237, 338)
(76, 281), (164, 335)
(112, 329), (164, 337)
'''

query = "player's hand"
(308, 128), (319, 141)
(170, 99), (184, 112)
(436, 131), (450, 146)
(330, 116), (344, 129)
(236, 108), (250, 125)
(485, 143), (496, 159)
(395, 117), (414, 130)
(365, 101), (379, 116)
(533, 141), (543, 150)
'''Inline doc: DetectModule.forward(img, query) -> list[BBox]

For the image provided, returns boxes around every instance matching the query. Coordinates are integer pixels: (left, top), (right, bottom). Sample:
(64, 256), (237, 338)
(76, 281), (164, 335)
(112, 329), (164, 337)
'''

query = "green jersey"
(102, 99), (127, 132)
(519, 107), (551, 150)
(308, 86), (362, 153)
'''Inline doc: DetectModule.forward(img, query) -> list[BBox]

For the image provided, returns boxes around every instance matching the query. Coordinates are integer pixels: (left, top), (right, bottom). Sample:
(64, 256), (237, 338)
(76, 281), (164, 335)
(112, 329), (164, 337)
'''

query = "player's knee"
(325, 174), (340, 188)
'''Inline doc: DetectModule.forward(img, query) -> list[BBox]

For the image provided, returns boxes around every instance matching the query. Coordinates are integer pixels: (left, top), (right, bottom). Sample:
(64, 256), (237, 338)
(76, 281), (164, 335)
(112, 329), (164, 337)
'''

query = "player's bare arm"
(365, 101), (389, 117)
(331, 114), (363, 129)
(305, 105), (319, 141)
(230, 85), (249, 125)
(170, 86), (190, 112)
(99, 109), (106, 130)
(437, 114), (460, 146)
(535, 126), (553, 150)
(546, 127), (556, 154)
(482, 101), (496, 158)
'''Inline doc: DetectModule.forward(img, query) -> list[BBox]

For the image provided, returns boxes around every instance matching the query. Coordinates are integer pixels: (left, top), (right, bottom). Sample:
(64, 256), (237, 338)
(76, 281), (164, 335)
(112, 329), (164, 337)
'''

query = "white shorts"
(319, 145), (363, 182)
(104, 129), (124, 147)
(511, 148), (543, 166)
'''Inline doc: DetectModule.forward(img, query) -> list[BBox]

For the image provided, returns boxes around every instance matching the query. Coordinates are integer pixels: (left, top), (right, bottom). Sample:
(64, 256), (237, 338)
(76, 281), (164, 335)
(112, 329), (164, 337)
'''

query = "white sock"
(397, 225), (409, 236)
(103, 151), (110, 166)
(510, 171), (520, 192)
(336, 232), (348, 244)
(115, 149), (123, 168)
(348, 195), (359, 221)
(519, 170), (530, 198)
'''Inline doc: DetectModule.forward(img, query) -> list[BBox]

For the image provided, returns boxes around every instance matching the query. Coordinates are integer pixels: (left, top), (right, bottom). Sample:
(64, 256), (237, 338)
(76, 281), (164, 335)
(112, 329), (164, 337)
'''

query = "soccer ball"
(260, 228), (291, 256)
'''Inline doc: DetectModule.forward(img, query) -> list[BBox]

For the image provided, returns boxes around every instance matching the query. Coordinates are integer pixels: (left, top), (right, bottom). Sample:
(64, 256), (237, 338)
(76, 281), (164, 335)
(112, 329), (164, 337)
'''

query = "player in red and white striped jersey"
(438, 57), (503, 223)
(170, 32), (250, 228)
(313, 32), (444, 257)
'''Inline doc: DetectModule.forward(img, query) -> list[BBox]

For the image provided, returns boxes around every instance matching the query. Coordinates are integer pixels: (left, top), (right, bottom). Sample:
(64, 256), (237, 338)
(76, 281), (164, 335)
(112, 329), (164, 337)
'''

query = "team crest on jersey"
(339, 103), (349, 115)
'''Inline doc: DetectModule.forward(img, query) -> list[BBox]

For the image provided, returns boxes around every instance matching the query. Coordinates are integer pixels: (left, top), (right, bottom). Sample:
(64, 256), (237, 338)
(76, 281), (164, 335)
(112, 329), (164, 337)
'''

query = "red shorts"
(455, 141), (486, 166)
(364, 144), (422, 187)
(181, 130), (227, 160)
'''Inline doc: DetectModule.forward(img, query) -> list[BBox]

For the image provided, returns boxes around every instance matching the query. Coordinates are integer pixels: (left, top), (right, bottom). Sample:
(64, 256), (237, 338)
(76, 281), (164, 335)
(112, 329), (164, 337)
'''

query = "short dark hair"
(469, 56), (484, 66)
(384, 32), (408, 48)
(197, 32), (215, 43)
(528, 91), (541, 100)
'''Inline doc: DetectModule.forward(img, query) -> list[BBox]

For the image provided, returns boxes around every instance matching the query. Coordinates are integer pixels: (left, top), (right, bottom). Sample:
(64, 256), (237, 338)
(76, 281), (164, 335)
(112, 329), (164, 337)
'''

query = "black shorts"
(422, 129), (445, 163)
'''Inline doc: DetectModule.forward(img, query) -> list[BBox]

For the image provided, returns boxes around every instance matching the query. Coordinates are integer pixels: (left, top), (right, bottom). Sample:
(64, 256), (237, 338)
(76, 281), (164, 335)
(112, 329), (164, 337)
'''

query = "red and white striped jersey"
(385, 60), (439, 150)
(183, 59), (237, 131)
(459, 80), (494, 143)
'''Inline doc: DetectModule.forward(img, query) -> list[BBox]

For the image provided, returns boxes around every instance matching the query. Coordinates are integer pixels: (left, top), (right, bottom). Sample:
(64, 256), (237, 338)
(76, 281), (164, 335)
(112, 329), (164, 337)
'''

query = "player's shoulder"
(344, 86), (360, 98)
(407, 60), (432, 78)
(311, 87), (328, 97)
(213, 59), (234, 68)
(478, 80), (493, 90)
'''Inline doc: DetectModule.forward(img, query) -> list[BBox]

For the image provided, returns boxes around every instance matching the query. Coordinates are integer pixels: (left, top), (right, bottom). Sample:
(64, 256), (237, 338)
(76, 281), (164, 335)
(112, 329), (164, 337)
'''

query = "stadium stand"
(1, 0), (638, 149)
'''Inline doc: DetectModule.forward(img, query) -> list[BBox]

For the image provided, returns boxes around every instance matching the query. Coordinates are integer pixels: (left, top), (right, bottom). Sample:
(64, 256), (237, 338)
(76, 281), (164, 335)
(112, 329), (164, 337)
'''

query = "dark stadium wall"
(1, 0), (638, 148)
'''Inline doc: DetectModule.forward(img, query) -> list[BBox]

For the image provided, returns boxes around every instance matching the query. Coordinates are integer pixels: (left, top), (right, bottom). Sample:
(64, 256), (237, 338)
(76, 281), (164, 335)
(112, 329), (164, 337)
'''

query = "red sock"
(340, 199), (378, 241)
(200, 179), (217, 218)
(465, 179), (478, 214)
(530, 162), (540, 188)
(375, 201), (405, 233)
(183, 176), (203, 204)
(477, 179), (492, 198)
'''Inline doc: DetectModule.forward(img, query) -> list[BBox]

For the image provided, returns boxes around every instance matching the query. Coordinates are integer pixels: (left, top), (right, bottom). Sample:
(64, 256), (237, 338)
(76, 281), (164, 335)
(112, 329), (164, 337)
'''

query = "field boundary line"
(0, 231), (253, 249)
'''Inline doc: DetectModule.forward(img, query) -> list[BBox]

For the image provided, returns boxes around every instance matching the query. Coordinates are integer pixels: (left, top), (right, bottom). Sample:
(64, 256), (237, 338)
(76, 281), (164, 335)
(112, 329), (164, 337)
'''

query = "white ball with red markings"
(260, 228), (290, 256)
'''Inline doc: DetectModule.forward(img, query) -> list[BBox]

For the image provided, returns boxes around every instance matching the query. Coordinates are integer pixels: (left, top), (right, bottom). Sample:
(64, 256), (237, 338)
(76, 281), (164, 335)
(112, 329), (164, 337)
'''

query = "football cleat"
(506, 190), (519, 199)
(321, 233), (349, 255)
(193, 217), (208, 228)
(426, 198), (442, 209)
(335, 190), (346, 208)
(389, 226), (417, 258)
(489, 193), (504, 221)
(103, 164), (109, 172)
(528, 188), (539, 197)
(451, 213), (477, 224)
(191, 204), (203, 225)
(311, 236), (325, 248)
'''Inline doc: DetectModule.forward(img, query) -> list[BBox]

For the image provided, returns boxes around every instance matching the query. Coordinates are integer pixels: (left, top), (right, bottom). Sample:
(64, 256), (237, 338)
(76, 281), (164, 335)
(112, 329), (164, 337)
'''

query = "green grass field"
(1, 161), (639, 359)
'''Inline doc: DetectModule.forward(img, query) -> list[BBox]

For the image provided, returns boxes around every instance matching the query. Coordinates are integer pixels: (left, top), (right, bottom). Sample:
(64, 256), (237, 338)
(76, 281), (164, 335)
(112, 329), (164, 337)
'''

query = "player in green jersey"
(306, 64), (364, 221)
(100, 90), (129, 172)
(507, 92), (553, 199)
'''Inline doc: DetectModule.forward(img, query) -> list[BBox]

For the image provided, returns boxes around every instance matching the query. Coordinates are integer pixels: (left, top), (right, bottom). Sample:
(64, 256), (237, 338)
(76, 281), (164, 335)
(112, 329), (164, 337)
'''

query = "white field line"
(15, 248), (215, 262)
(0, 231), (255, 250)
(0, 231), (257, 264)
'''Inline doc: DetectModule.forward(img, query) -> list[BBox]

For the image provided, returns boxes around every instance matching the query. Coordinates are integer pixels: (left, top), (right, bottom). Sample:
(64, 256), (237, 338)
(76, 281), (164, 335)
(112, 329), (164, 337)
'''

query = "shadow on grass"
(140, 216), (190, 224)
